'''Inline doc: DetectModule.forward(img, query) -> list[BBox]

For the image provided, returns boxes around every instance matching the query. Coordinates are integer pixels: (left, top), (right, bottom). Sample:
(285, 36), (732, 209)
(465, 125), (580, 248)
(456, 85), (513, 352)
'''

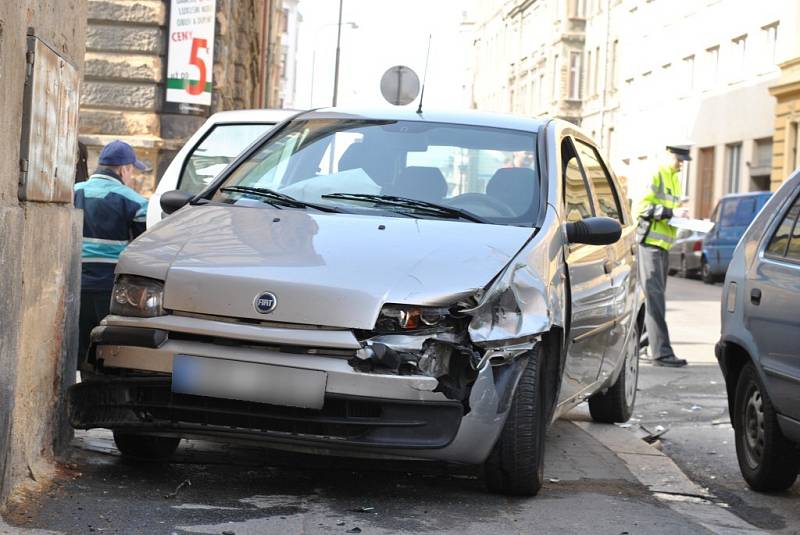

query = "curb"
(572, 420), (766, 535)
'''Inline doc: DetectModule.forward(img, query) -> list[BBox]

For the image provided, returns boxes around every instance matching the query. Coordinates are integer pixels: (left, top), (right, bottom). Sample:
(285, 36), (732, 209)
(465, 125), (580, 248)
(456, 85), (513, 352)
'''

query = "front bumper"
(72, 315), (529, 463)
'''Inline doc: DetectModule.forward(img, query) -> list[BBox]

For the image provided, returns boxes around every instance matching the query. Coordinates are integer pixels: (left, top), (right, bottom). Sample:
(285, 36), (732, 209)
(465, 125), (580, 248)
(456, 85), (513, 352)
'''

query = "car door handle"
(750, 288), (762, 306)
(603, 260), (613, 274)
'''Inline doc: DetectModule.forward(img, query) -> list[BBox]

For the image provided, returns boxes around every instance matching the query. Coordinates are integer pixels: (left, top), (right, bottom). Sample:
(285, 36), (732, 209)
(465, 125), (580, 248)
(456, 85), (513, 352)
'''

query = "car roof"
(719, 191), (773, 201)
(293, 106), (548, 133)
(205, 108), (301, 124)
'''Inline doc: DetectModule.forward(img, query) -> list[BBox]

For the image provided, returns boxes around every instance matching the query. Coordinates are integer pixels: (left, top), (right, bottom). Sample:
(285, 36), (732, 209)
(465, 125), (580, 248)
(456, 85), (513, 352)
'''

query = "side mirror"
(566, 216), (622, 246)
(160, 190), (193, 215)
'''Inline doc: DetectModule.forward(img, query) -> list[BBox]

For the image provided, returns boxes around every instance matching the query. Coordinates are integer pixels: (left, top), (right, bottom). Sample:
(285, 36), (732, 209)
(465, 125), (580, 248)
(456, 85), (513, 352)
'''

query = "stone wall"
(80, 0), (283, 196)
(0, 0), (86, 507)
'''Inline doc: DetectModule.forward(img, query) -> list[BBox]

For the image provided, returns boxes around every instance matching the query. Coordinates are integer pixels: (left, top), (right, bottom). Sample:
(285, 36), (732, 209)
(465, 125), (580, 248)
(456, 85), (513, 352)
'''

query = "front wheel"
(484, 347), (546, 496)
(589, 321), (639, 423)
(701, 258), (716, 284)
(734, 364), (799, 491)
(113, 431), (181, 461)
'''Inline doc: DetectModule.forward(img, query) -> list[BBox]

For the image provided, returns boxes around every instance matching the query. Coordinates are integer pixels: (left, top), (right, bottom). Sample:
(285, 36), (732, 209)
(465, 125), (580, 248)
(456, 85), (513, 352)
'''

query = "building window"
(725, 143), (742, 193)
(609, 39), (619, 91)
(705, 46), (720, 89)
(568, 51), (582, 100)
(282, 8), (289, 33)
(731, 34), (747, 79)
(538, 72), (544, 108)
(594, 46), (600, 96)
(762, 22), (779, 64)
(791, 122), (800, 173)
(569, 0), (586, 19)
(683, 55), (695, 91)
(751, 137), (773, 191)
(552, 54), (560, 101)
(585, 49), (592, 98)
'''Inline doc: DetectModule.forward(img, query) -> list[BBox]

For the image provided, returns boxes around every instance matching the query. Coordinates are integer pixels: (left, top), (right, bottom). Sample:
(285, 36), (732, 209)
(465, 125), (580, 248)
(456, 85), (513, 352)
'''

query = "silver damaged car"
(69, 108), (644, 496)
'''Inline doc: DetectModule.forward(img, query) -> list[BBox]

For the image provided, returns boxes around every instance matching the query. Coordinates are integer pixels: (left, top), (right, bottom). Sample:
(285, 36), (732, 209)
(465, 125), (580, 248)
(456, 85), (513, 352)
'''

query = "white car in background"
(146, 109), (298, 227)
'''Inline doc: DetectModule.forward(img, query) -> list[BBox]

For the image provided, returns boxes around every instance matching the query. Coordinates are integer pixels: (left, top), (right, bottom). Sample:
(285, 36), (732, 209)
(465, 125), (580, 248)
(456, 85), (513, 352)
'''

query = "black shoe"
(653, 355), (688, 367)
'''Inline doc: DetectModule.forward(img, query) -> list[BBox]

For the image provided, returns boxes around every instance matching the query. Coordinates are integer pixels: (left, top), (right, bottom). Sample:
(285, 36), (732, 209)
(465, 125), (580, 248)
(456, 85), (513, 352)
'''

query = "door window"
(178, 123), (274, 194)
(766, 195), (800, 259)
(562, 138), (595, 223)
(575, 140), (623, 222)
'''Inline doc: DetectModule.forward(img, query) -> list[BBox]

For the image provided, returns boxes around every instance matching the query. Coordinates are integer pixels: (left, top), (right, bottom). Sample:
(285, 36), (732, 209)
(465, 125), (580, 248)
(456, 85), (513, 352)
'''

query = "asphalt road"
(636, 275), (800, 534)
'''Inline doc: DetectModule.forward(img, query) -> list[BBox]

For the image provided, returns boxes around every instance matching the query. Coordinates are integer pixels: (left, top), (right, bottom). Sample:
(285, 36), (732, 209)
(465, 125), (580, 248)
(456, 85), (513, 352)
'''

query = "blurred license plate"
(171, 355), (326, 409)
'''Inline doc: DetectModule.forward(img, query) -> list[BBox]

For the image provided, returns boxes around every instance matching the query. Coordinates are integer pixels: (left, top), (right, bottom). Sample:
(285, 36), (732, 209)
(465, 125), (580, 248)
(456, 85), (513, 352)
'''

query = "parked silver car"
(668, 228), (705, 278)
(716, 171), (800, 491)
(69, 108), (643, 496)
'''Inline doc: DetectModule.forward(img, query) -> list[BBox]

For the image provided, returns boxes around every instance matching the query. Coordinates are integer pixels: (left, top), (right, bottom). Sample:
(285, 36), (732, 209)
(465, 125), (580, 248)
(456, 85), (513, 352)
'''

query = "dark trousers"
(78, 289), (111, 369)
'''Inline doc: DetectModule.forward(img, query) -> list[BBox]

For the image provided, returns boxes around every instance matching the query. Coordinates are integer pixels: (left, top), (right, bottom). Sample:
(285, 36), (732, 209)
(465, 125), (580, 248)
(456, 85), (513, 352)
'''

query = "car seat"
(389, 166), (448, 202)
(486, 167), (539, 215)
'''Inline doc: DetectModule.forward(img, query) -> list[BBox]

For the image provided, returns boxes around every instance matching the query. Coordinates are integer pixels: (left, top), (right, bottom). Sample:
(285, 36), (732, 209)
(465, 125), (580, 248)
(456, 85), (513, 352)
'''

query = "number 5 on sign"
(187, 38), (208, 96)
(165, 0), (216, 107)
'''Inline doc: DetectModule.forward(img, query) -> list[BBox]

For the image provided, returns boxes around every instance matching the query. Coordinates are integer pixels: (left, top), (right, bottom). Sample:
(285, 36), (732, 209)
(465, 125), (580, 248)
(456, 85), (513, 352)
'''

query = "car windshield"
(210, 118), (541, 225)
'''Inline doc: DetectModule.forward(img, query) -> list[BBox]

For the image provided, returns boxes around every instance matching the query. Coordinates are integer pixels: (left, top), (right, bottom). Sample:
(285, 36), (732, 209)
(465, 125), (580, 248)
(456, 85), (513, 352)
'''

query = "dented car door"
(560, 137), (614, 401)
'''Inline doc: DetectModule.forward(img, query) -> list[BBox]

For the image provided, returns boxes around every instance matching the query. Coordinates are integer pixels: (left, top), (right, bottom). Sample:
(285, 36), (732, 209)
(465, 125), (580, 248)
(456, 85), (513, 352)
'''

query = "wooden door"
(697, 147), (715, 218)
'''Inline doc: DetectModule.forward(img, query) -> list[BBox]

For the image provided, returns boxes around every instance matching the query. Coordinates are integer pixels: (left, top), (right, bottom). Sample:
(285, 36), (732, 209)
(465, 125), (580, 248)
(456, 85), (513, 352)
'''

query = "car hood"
(119, 206), (536, 329)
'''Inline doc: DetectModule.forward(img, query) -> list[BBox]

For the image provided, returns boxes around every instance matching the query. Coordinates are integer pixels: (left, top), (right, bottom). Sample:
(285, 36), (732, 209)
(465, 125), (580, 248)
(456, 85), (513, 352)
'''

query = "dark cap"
(666, 145), (692, 161)
(98, 140), (147, 170)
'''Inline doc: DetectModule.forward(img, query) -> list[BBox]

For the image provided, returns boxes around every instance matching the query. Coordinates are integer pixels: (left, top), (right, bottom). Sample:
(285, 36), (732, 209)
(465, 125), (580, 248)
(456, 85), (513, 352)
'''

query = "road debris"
(351, 506), (375, 513)
(346, 528), (362, 533)
(164, 479), (191, 499)
(640, 424), (669, 444)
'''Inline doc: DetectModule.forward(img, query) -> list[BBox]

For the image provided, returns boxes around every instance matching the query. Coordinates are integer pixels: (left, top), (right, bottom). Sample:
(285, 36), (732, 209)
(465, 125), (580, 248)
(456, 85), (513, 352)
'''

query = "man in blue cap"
(74, 140), (149, 362)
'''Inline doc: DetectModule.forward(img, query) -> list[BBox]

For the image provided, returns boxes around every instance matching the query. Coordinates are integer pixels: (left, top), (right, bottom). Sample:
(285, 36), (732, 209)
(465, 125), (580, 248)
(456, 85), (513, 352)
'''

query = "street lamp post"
(309, 20), (357, 106)
(332, 0), (344, 106)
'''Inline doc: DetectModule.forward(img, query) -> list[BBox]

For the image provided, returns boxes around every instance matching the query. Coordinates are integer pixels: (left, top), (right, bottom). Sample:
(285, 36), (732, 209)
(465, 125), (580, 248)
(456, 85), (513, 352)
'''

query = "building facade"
(1, 0), (85, 507)
(80, 0), (286, 196)
(768, 2), (800, 190)
(471, 0), (586, 124)
(471, 0), (797, 216)
(279, 0), (303, 109)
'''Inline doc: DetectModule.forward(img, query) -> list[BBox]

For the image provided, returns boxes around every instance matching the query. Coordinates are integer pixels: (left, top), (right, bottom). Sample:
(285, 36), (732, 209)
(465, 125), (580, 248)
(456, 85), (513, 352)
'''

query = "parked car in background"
(701, 191), (772, 284)
(716, 171), (800, 492)
(668, 228), (706, 278)
(146, 109), (298, 227)
(69, 108), (644, 496)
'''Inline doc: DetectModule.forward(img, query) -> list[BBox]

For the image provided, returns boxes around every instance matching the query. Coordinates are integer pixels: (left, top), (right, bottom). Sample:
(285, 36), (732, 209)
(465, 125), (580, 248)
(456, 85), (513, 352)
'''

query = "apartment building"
(471, 0), (586, 124)
(471, 0), (797, 216)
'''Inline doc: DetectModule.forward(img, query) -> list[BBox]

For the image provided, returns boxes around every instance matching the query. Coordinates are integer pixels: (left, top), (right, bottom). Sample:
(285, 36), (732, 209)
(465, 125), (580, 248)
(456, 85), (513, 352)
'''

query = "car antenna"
(416, 34), (432, 115)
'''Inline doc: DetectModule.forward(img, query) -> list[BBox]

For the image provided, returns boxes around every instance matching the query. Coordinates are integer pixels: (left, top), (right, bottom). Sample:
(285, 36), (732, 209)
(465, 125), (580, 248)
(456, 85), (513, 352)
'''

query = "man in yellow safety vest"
(636, 146), (691, 367)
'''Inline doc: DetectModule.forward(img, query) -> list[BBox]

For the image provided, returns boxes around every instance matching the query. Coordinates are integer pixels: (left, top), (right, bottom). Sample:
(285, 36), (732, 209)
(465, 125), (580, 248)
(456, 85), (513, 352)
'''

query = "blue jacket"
(74, 169), (148, 290)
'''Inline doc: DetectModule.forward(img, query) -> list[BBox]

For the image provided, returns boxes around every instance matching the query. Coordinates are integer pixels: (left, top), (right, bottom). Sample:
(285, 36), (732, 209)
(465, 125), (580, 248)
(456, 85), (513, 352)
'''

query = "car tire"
(113, 432), (181, 461)
(733, 363), (800, 492)
(484, 347), (546, 496)
(701, 258), (716, 284)
(588, 322), (639, 423)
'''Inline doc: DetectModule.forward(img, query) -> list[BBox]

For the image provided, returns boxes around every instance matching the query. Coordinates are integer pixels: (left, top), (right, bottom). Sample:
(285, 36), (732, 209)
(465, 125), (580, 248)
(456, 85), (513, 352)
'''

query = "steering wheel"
(445, 193), (516, 218)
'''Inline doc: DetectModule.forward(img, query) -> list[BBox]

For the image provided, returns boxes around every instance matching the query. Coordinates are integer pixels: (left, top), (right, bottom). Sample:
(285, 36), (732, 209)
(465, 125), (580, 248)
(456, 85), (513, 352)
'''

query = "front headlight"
(110, 275), (165, 317)
(374, 304), (456, 332)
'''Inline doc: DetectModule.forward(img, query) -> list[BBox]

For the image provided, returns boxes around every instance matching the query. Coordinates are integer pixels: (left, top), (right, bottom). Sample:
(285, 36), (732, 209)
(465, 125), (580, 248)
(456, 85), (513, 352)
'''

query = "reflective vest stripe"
(647, 230), (675, 244)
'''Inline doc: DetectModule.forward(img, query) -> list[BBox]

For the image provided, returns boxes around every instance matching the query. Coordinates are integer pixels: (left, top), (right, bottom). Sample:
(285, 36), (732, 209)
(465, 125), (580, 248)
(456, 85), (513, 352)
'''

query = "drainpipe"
(263, 0), (276, 108)
(599, 0), (611, 150)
